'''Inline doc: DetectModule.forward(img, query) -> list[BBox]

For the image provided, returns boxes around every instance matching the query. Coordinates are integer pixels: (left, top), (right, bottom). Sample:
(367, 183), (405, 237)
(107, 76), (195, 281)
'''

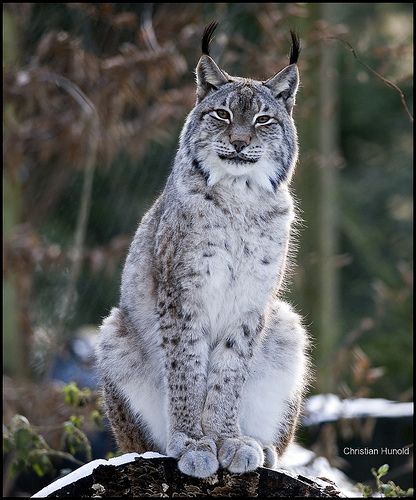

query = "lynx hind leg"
(260, 394), (302, 470)
(98, 308), (152, 454)
(239, 301), (309, 467)
(274, 396), (302, 458)
(263, 445), (278, 469)
(261, 394), (302, 470)
(102, 380), (151, 454)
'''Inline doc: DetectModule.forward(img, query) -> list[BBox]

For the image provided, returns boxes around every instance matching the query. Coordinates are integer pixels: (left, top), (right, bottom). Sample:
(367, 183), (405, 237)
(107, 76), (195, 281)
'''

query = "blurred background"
(3, 3), (413, 497)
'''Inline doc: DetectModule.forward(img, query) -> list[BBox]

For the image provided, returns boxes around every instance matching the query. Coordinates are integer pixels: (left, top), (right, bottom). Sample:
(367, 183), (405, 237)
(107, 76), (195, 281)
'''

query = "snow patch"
(304, 394), (413, 426)
(31, 452), (167, 498)
(107, 451), (164, 466)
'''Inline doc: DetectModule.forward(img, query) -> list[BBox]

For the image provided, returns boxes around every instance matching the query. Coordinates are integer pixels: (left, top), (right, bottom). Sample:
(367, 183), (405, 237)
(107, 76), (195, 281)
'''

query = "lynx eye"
(255, 115), (272, 125)
(213, 109), (231, 121)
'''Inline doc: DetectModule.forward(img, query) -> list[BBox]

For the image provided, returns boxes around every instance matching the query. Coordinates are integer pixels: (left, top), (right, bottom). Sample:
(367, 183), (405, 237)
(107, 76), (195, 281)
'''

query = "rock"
(33, 455), (345, 497)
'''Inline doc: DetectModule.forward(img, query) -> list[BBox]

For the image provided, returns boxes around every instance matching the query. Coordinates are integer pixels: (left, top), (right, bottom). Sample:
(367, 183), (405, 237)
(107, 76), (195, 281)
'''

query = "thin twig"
(327, 36), (413, 123)
(52, 74), (96, 117)
(29, 448), (85, 467)
(141, 3), (161, 53)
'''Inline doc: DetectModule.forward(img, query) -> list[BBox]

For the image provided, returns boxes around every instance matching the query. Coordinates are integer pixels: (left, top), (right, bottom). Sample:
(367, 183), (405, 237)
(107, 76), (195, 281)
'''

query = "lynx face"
(190, 80), (298, 189)
(180, 29), (300, 192)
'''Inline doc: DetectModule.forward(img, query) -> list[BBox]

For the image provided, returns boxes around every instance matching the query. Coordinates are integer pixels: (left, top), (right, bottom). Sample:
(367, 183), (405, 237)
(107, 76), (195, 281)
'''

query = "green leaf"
(62, 382), (91, 407)
(63, 421), (74, 434)
(3, 433), (13, 454)
(91, 409), (103, 430)
(69, 415), (83, 428)
(63, 423), (91, 460)
(32, 462), (45, 477)
(14, 428), (34, 451)
(356, 482), (373, 498)
(381, 483), (395, 496)
(30, 453), (53, 477)
(63, 382), (81, 406)
(377, 464), (390, 478)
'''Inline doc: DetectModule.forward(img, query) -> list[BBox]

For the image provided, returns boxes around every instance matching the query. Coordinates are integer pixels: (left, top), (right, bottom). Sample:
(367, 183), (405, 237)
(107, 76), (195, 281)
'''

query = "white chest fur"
(187, 182), (294, 344)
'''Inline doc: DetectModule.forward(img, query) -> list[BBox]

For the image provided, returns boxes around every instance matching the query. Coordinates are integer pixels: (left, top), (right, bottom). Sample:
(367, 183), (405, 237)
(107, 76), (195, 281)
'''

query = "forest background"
(3, 3), (413, 497)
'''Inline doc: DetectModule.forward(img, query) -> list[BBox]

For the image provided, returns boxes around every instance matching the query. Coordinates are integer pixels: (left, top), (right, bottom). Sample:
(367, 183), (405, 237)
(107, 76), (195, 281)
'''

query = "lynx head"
(181, 22), (301, 192)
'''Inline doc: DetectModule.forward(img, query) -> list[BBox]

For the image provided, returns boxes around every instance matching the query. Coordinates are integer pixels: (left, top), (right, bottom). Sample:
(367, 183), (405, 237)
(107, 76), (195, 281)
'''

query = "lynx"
(97, 22), (309, 478)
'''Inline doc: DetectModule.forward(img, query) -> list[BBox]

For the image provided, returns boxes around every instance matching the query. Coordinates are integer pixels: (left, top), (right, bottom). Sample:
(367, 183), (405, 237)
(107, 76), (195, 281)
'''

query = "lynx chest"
(185, 192), (293, 335)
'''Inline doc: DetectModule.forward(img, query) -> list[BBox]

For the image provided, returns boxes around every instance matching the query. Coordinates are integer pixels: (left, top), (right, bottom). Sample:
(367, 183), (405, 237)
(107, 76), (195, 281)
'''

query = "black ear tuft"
(289, 30), (301, 65)
(202, 21), (219, 56)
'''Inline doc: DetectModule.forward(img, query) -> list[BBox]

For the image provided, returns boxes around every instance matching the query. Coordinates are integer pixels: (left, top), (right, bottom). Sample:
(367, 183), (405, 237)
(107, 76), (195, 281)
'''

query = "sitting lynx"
(97, 22), (309, 478)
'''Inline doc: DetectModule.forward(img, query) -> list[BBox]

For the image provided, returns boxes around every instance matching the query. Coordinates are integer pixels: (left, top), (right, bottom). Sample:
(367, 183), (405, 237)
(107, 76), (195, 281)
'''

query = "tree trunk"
(317, 2), (341, 392)
(38, 456), (344, 497)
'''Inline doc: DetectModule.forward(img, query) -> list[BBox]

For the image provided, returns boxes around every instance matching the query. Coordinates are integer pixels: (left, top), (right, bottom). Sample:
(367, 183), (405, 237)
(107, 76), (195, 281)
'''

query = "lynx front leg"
(159, 294), (219, 478)
(201, 314), (265, 473)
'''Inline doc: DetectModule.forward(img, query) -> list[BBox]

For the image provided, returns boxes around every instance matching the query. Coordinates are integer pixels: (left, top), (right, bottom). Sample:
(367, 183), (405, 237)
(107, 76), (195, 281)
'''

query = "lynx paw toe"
(178, 448), (219, 478)
(168, 433), (219, 478)
(166, 432), (192, 458)
(218, 436), (264, 473)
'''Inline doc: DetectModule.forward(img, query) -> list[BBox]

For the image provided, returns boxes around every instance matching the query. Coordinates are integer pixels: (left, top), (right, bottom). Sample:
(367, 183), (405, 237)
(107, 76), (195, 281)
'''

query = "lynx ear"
(196, 55), (229, 102)
(264, 64), (299, 112)
(264, 30), (300, 112)
(196, 21), (229, 102)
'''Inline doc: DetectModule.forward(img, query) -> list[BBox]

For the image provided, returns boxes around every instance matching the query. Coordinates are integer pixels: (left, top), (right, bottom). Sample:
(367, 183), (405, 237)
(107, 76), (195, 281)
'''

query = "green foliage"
(3, 382), (104, 486)
(357, 464), (414, 498)
(3, 415), (54, 478)
(63, 381), (92, 407)
(62, 416), (92, 462)
(90, 409), (104, 431)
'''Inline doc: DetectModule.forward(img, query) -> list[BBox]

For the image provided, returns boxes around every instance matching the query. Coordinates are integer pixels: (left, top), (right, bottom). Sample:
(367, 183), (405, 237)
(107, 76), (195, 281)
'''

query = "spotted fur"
(96, 24), (309, 478)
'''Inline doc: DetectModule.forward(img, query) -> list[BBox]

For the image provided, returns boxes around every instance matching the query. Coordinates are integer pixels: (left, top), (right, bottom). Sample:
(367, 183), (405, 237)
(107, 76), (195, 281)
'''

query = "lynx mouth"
(218, 154), (258, 164)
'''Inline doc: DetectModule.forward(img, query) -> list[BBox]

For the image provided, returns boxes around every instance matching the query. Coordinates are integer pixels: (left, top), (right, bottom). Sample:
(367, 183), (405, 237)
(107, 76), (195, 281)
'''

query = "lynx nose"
(231, 139), (249, 153)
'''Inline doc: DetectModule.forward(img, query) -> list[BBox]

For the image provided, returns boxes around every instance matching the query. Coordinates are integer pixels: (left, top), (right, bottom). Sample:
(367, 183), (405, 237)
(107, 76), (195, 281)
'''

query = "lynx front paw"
(218, 436), (264, 473)
(167, 433), (219, 478)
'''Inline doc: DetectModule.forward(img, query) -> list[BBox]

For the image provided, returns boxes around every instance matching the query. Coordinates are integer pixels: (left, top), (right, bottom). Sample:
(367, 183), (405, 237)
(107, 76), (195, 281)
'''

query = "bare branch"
(140, 3), (161, 53)
(29, 448), (85, 467)
(328, 36), (413, 124)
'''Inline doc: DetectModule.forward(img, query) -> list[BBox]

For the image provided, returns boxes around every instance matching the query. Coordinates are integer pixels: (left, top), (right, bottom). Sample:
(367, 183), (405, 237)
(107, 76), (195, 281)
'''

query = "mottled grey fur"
(97, 26), (309, 478)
